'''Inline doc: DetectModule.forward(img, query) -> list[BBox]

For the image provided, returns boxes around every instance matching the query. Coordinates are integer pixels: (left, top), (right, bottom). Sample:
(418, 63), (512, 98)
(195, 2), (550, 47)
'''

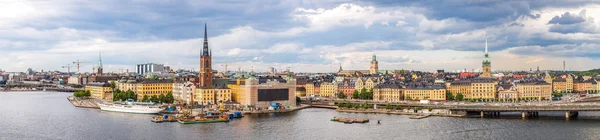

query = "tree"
(367, 88), (374, 100)
(337, 91), (346, 99)
(165, 92), (175, 104)
(446, 91), (454, 100)
(109, 81), (116, 91)
(73, 91), (83, 98)
(151, 75), (160, 80)
(296, 96), (301, 105)
(386, 103), (392, 110)
(456, 93), (464, 101)
(112, 91), (120, 101)
(158, 93), (166, 103)
(396, 105), (402, 110)
(352, 89), (360, 99)
(141, 95), (149, 102)
(150, 95), (159, 103)
(83, 90), (91, 97)
(360, 88), (367, 99)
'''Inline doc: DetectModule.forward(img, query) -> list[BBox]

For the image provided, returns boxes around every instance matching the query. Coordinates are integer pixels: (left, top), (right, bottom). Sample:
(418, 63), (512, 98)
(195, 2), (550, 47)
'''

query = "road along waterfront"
(5, 92), (600, 140)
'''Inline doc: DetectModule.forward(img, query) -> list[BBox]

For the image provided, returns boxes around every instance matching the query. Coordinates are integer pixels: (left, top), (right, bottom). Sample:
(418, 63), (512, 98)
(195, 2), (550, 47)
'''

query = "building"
(85, 82), (113, 100)
(199, 24), (213, 88)
(87, 75), (118, 83)
(448, 78), (496, 99)
(470, 78), (496, 99)
(516, 81), (552, 100)
(305, 82), (315, 97)
(373, 83), (403, 102)
(135, 79), (173, 100)
(136, 63), (164, 75)
(228, 78), (246, 103)
(235, 76), (296, 108)
(295, 87), (306, 97)
(172, 81), (196, 104)
(117, 77), (138, 92)
(447, 80), (472, 97)
(195, 87), (231, 105)
(370, 54), (379, 75)
(319, 81), (338, 97)
(338, 81), (355, 98)
(497, 84), (517, 100)
(480, 36), (492, 78)
(553, 74), (573, 93)
(573, 80), (593, 93)
(404, 85), (446, 101)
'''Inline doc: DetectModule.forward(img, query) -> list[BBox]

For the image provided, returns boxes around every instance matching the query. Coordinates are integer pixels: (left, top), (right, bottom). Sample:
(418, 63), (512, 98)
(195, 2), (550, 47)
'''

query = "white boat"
(99, 100), (164, 114)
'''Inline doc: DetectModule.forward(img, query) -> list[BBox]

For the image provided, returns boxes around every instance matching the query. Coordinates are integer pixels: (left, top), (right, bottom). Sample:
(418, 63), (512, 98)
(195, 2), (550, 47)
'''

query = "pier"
(67, 96), (100, 109)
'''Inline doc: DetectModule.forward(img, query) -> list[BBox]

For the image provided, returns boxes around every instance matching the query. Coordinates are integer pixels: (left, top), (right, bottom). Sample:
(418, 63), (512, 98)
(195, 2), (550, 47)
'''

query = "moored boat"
(331, 117), (369, 124)
(99, 99), (163, 114)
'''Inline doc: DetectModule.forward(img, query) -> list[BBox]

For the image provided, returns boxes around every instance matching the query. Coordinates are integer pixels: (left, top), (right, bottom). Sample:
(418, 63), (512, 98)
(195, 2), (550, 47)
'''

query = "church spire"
(202, 23), (210, 56)
(485, 34), (487, 55)
(98, 49), (103, 68)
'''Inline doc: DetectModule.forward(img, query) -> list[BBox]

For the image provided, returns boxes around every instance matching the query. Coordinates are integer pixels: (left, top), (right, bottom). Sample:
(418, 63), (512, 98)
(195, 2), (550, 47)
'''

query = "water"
(2, 92), (600, 140)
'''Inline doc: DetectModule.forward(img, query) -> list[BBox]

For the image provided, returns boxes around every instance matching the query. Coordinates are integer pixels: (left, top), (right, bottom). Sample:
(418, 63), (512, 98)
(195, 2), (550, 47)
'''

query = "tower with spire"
(199, 23), (213, 88)
(97, 50), (103, 75)
(370, 54), (379, 75)
(481, 34), (492, 78)
(338, 63), (343, 72)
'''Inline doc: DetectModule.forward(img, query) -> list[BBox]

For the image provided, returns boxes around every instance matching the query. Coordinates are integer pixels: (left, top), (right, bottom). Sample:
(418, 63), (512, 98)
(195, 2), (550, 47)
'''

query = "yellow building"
(135, 80), (174, 100)
(448, 81), (472, 97)
(404, 86), (446, 101)
(228, 78), (246, 103)
(116, 77), (138, 92)
(364, 78), (378, 90)
(295, 87), (306, 97)
(543, 71), (552, 84)
(305, 83), (315, 97)
(85, 82), (113, 100)
(355, 78), (365, 91)
(566, 75), (573, 92)
(553, 78), (568, 93)
(373, 83), (403, 102)
(470, 78), (496, 99)
(319, 81), (338, 97)
(195, 88), (232, 105)
(516, 82), (552, 100)
(573, 80), (593, 93)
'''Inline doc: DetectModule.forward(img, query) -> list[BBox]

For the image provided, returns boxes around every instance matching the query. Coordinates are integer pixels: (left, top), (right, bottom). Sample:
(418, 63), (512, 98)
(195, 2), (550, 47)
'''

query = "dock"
(67, 96), (100, 109)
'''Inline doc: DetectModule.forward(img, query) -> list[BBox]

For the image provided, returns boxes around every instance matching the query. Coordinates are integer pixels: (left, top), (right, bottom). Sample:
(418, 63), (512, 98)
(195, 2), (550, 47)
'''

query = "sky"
(2, 0), (600, 73)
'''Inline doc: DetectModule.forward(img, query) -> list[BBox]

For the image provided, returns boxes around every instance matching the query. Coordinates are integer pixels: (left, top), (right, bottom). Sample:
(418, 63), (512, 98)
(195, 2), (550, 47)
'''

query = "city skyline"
(2, 1), (600, 73)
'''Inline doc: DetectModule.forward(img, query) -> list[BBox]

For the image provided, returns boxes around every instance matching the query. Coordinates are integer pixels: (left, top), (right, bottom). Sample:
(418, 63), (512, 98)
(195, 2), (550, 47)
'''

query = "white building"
(136, 63), (164, 75)
(172, 81), (196, 104)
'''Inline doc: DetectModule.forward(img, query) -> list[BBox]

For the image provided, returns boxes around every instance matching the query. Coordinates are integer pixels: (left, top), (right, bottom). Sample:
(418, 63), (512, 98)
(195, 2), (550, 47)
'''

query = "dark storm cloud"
(548, 12), (586, 25)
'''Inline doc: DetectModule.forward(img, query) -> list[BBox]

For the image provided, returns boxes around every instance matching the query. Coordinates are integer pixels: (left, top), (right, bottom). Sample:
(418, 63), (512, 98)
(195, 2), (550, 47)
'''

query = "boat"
(228, 111), (244, 119)
(331, 117), (369, 124)
(151, 114), (177, 123)
(177, 112), (231, 124)
(409, 113), (431, 119)
(99, 99), (164, 114)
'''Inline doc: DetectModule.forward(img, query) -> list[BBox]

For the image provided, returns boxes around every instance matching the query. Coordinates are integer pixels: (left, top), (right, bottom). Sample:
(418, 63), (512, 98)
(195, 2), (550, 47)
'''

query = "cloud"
(548, 10), (587, 25)
(547, 10), (599, 34)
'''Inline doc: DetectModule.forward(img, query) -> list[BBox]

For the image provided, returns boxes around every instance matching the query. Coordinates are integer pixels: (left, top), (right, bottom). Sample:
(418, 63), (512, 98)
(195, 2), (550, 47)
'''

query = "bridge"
(306, 99), (600, 119)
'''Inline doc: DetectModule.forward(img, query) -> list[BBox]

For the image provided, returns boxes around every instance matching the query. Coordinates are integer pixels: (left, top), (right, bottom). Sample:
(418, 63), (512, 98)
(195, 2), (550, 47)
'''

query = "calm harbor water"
(3, 92), (600, 140)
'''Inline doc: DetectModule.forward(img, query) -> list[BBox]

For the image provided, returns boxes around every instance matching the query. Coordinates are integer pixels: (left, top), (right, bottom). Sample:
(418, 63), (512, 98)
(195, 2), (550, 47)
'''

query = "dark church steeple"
(202, 23), (210, 57)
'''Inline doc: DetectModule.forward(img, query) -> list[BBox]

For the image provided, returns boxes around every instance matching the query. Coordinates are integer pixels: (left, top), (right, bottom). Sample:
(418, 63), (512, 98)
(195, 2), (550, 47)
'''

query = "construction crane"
(62, 64), (73, 75)
(221, 63), (228, 72)
(73, 59), (87, 74)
